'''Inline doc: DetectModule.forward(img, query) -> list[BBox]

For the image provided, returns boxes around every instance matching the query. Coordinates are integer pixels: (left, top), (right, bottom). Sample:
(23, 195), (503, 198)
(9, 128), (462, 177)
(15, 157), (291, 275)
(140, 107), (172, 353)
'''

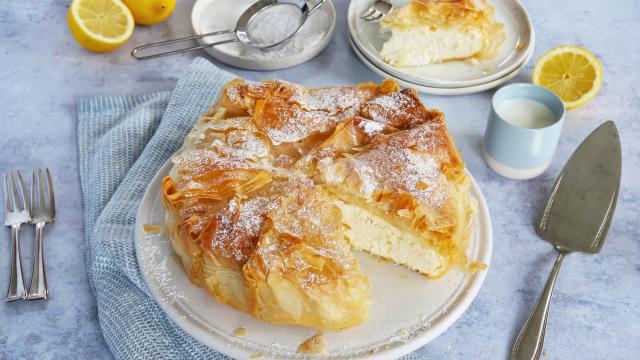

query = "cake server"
(511, 121), (622, 360)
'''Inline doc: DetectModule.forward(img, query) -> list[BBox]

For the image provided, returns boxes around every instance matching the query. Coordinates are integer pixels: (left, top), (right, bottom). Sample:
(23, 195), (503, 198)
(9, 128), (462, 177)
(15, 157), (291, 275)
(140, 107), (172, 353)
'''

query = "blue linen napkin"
(77, 57), (424, 359)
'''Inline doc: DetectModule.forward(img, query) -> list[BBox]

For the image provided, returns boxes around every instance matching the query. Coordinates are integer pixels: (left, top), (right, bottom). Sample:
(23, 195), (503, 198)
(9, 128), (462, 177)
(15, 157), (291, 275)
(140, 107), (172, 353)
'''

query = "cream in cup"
(483, 83), (566, 180)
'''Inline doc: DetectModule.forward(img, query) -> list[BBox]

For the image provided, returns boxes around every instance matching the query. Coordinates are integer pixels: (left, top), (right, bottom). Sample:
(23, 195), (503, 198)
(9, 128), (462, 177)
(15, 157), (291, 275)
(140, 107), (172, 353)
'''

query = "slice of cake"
(313, 89), (475, 277)
(379, 0), (505, 67)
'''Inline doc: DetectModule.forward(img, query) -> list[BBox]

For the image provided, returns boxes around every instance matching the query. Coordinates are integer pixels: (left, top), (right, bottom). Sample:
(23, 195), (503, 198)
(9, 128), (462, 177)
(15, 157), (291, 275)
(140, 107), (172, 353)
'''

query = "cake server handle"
(307, 0), (326, 15)
(511, 251), (566, 360)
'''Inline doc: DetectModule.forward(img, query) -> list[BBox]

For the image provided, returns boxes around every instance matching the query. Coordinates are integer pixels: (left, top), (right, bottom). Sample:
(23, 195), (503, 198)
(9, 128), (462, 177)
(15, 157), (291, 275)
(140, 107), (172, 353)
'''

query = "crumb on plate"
(143, 224), (162, 234)
(298, 332), (328, 355)
(233, 327), (247, 337)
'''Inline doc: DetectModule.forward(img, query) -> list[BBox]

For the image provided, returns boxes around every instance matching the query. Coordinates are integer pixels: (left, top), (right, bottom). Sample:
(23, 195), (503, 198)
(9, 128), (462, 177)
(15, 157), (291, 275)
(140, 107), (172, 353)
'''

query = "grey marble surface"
(1, 0), (638, 359)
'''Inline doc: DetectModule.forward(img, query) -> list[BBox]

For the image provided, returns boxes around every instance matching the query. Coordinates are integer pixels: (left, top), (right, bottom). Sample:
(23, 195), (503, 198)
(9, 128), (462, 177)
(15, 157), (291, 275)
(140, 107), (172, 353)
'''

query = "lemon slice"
(68, 0), (134, 52)
(532, 46), (602, 109)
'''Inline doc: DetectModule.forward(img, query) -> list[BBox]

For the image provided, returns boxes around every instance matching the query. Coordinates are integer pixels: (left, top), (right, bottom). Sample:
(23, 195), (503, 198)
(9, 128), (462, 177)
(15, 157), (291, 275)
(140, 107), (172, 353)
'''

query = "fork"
(3, 170), (31, 302)
(27, 168), (55, 300)
(360, 0), (393, 22)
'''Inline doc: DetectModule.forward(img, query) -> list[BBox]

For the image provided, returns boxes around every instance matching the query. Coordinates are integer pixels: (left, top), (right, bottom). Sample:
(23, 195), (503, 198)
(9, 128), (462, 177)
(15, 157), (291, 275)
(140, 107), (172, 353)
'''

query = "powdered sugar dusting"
(254, 105), (340, 145)
(173, 149), (258, 182)
(225, 85), (243, 105)
(365, 89), (435, 129)
(356, 146), (445, 207)
(139, 233), (186, 305)
(358, 119), (386, 137)
(248, 177), (357, 280)
(323, 124), (452, 209)
(289, 86), (374, 115)
(254, 86), (378, 144)
(207, 196), (280, 263)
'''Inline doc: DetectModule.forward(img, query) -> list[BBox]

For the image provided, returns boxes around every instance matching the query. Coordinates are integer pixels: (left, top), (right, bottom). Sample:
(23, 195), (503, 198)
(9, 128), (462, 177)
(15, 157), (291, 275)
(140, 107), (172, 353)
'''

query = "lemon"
(532, 46), (603, 109)
(68, 0), (134, 52)
(122, 0), (176, 25)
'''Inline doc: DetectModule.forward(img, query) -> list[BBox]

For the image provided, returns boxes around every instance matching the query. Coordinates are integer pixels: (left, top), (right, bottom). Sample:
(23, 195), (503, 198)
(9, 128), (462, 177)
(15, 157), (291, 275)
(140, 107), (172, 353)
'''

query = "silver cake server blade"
(511, 121), (622, 360)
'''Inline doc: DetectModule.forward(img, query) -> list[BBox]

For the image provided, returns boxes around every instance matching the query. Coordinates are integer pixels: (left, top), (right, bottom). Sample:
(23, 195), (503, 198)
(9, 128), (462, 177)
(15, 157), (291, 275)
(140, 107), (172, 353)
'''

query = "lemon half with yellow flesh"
(532, 46), (603, 109)
(68, 0), (134, 52)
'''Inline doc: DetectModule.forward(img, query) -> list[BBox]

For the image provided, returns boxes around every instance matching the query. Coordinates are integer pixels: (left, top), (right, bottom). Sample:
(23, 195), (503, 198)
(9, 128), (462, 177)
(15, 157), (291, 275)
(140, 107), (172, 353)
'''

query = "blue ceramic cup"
(483, 83), (566, 180)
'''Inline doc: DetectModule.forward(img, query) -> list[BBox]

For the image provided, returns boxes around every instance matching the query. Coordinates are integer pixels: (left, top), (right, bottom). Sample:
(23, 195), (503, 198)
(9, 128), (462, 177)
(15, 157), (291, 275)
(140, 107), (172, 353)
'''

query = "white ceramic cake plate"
(135, 160), (493, 360)
(191, 0), (336, 71)
(349, 33), (534, 96)
(348, 0), (534, 88)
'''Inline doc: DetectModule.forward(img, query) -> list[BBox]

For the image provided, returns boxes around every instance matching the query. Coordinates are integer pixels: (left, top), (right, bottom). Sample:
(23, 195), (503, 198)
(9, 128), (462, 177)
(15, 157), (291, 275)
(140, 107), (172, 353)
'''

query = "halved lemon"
(532, 46), (602, 109)
(68, 0), (135, 52)
(122, 0), (176, 25)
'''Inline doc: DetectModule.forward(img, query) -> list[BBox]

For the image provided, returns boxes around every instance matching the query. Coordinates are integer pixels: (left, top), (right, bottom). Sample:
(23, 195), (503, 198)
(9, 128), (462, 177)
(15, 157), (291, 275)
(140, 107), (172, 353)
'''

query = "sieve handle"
(131, 29), (239, 60)
(307, 0), (326, 15)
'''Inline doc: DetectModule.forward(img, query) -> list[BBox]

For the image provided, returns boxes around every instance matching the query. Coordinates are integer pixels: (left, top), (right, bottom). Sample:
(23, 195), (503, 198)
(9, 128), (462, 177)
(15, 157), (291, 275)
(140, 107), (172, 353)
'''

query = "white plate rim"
(350, 26), (536, 90)
(191, 0), (337, 71)
(349, 33), (534, 96)
(135, 157), (493, 359)
(348, 0), (534, 88)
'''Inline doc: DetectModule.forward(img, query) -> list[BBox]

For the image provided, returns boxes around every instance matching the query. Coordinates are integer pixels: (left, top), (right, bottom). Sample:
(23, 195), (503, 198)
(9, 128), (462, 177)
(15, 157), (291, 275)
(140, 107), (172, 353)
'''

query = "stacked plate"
(348, 0), (535, 95)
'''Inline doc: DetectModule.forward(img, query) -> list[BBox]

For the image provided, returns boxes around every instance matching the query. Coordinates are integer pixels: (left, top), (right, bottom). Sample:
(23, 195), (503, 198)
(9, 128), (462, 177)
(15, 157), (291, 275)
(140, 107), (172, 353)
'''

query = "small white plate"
(348, 0), (534, 88)
(191, 0), (336, 71)
(135, 160), (492, 359)
(350, 34), (533, 96)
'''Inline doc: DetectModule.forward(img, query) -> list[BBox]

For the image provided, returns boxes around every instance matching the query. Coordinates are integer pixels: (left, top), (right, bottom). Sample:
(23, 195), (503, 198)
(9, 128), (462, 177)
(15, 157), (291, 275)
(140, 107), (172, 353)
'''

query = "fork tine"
(360, 7), (376, 19)
(37, 168), (46, 209)
(46, 168), (55, 213)
(31, 170), (36, 212)
(10, 171), (22, 211)
(364, 11), (383, 22)
(16, 170), (29, 212)
(4, 172), (11, 212)
(363, 12), (375, 21)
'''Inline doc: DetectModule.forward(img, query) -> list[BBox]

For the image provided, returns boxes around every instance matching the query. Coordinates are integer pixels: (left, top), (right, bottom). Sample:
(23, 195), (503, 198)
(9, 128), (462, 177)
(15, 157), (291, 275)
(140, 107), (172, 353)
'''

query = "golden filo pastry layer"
(161, 79), (482, 330)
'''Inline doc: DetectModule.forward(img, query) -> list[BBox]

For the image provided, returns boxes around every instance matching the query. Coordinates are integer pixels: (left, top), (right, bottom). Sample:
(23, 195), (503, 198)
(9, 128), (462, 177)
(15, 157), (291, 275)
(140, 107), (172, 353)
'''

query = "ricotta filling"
(380, 27), (483, 67)
(334, 199), (447, 277)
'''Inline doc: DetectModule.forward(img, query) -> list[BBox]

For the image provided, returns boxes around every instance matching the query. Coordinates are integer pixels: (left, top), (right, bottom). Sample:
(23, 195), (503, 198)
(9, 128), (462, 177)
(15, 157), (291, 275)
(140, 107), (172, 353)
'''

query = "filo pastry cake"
(379, 0), (506, 67)
(161, 78), (483, 330)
